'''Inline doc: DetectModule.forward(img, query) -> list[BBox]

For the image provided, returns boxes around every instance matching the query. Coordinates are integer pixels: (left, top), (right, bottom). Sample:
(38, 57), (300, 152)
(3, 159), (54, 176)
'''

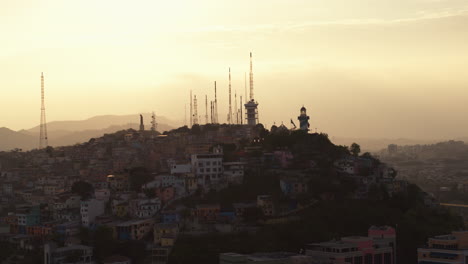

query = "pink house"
(155, 187), (175, 203)
(305, 226), (396, 264)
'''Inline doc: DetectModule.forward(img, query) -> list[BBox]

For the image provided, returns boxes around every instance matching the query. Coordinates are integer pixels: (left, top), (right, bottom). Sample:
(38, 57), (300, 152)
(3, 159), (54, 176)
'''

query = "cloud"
(187, 8), (468, 34)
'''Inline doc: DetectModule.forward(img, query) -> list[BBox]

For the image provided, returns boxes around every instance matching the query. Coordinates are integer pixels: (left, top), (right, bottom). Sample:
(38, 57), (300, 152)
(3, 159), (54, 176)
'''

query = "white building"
(44, 243), (94, 264)
(135, 202), (161, 218)
(95, 189), (111, 202)
(191, 152), (224, 187)
(223, 162), (246, 185)
(170, 163), (192, 175)
(81, 199), (105, 227)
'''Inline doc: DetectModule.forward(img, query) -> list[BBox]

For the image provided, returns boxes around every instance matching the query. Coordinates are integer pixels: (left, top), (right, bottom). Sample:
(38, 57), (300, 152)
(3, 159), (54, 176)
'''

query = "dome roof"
(300, 106), (306, 111)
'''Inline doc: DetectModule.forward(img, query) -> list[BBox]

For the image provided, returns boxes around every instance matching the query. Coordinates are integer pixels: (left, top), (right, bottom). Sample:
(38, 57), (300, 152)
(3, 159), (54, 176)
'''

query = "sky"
(1, 0), (468, 139)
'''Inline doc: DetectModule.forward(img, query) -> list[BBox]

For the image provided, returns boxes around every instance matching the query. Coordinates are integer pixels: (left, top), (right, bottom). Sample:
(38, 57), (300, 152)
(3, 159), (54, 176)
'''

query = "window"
(383, 253), (391, 264)
(364, 254), (372, 264)
(374, 254), (382, 264)
(354, 256), (363, 264)
(345, 258), (352, 264)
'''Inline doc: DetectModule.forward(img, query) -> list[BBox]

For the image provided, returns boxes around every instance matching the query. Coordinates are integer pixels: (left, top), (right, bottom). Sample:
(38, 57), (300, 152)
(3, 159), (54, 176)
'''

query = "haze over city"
(2, 0), (468, 139)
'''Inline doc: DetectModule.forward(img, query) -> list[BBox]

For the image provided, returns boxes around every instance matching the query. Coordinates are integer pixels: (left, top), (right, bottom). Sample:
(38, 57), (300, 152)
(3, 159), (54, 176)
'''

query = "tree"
(129, 167), (153, 192)
(71, 181), (94, 199)
(45, 146), (54, 157)
(93, 226), (117, 261)
(144, 188), (156, 198)
(350, 143), (361, 156)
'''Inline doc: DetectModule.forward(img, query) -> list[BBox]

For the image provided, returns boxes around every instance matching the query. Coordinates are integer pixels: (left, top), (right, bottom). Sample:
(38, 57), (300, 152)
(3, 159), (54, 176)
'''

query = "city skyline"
(2, 0), (468, 139)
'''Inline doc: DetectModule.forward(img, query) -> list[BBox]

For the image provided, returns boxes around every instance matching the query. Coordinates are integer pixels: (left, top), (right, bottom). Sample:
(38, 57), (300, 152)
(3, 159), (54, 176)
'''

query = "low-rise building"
(115, 218), (155, 240)
(257, 195), (275, 216)
(219, 252), (315, 264)
(223, 162), (245, 185)
(418, 231), (468, 264)
(154, 223), (179, 245)
(305, 226), (396, 264)
(81, 199), (105, 227)
(193, 204), (220, 222)
(44, 243), (94, 264)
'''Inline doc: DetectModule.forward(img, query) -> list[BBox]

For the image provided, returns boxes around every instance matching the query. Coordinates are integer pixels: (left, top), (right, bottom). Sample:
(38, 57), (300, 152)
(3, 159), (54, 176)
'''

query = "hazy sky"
(1, 0), (468, 139)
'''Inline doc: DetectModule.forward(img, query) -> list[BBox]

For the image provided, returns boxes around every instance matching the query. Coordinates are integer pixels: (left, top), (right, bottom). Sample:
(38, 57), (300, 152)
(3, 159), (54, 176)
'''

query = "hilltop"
(0, 113), (176, 151)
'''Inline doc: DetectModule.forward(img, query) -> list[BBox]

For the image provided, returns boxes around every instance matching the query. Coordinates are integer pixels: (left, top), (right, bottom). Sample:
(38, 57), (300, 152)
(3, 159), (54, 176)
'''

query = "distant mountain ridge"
(25, 113), (178, 132)
(0, 114), (177, 151)
(0, 127), (36, 151)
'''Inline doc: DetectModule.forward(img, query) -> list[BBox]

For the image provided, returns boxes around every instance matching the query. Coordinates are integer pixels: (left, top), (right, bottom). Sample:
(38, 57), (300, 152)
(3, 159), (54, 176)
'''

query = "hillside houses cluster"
(0, 125), (406, 263)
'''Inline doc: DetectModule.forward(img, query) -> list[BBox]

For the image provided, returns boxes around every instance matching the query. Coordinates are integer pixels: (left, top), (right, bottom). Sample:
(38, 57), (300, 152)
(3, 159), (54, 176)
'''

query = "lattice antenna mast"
(193, 95), (199, 125)
(184, 104), (187, 127)
(228, 68), (232, 124)
(39, 72), (48, 149)
(250, 52), (254, 100)
(214, 81), (218, 124)
(240, 96), (243, 125)
(190, 90), (193, 127)
(244, 72), (247, 103)
(205, 95), (208, 124)
(235, 91), (238, 124)
(210, 101), (213, 123)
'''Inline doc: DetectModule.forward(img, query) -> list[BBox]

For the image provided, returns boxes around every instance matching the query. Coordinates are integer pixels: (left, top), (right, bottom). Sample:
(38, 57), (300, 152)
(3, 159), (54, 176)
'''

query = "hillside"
(24, 113), (178, 133)
(0, 127), (36, 151)
(0, 113), (176, 151)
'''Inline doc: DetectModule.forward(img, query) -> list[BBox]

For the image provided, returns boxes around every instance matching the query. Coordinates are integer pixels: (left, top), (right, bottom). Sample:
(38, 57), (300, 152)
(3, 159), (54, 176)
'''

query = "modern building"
(305, 226), (396, 264)
(418, 231), (468, 264)
(191, 149), (224, 187)
(223, 162), (246, 185)
(44, 243), (94, 264)
(115, 218), (155, 240)
(154, 223), (179, 245)
(219, 252), (315, 264)
(15, 205), (41, 234)
(81, 199), (105, 227)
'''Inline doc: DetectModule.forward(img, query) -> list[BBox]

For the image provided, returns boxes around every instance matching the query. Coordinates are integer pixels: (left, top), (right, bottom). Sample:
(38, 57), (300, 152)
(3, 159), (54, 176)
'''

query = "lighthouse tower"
(298, 106), (310, 131)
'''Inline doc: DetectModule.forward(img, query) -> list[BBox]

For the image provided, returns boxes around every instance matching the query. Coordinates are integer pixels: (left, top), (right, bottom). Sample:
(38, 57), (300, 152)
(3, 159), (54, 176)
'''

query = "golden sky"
(1, 0), (468, 139)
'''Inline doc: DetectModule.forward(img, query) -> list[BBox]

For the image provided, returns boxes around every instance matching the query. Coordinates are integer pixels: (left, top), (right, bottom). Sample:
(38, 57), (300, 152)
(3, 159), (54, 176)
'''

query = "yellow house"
(154, 223), (179, 245)
(115, 203), (128, 218)
(161, 235), (177, 247)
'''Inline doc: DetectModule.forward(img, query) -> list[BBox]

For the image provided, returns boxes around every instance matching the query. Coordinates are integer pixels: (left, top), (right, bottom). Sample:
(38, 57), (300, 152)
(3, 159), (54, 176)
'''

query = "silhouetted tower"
(39, 72), (49, 149)
(228, 68), (232, 124)
(240, 96), (243, 125)
(205, 95), (208, 124)
(244, 52), (259, 126)
(244, 72), (247, 103)
(210, 101), (214, 123)
(184, 104), (187, 127)
(193, 95), (199, 125)
(151, 112), (157, 132)
(234, 91), (238, 124)
(139, 114), (145, 132)
(214, 81), (219, 124)
(190, 90), (193, 127)
(298, 106), (310, 131)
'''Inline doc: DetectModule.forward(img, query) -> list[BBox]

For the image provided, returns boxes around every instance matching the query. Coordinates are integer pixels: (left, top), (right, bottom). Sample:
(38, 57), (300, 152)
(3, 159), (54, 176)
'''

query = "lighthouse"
(298, 106), (310, 131)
